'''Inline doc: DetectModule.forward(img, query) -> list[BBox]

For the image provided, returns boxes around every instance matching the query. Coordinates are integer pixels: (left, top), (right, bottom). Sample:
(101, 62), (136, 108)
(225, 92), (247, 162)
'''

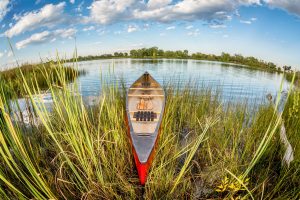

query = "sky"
(0, 0), (300, 69)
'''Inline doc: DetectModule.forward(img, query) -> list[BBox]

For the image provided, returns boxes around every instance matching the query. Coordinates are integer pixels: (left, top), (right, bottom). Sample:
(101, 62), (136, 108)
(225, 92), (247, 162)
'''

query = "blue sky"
(0, 0), (300, 69)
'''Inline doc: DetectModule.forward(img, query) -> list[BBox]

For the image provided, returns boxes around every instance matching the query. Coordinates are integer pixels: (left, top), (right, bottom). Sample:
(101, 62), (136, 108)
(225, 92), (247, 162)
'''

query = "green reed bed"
(0, 62), (84, 100)
(0, 67), (299, 199)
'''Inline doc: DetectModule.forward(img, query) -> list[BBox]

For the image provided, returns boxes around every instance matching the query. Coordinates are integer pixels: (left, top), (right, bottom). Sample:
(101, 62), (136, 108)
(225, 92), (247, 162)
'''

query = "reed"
(0, 62), (84, 100)
(0, 65), (299, 199)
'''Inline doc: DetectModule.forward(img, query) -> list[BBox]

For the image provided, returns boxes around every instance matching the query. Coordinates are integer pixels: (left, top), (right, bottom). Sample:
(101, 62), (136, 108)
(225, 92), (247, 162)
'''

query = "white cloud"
(187, 29), (200, 36)
(127, 24), (138, 33)
(147, 0), (171, 9)
(239, 0), (261, 5)
(223, 34), (229, 38)
(5, 2), (67, 38)
(166, 26), (175, 30)
(85, 0), (300, 25)
(185, 25), (193, 29)
(240, 17), (257, 24)
(7, 51), (12, 57)
(264, 0), (300, 17)
(16, 31), (50, 50)
(0, 0), (10, 21)
(209, 24), (227, 29)
(240, 20), (252, 24)
(89, 0), (261, 24)
(0, 52), (3, 58)
(90, 0), (136, 24)
(83, 26), (95, 31)
(16, 28), (77, 49)
(70, 0), (75, 4)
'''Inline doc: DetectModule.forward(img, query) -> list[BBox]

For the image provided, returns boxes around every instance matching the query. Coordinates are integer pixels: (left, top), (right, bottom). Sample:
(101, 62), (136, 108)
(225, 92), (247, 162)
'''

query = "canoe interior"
(128, 88), (164, 134)
(128, 72), (164, 134)
(126, 72), (165, 163)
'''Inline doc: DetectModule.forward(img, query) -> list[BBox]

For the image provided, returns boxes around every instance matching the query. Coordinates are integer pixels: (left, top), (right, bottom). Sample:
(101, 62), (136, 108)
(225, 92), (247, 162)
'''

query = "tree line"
(63, 47), (296, 74)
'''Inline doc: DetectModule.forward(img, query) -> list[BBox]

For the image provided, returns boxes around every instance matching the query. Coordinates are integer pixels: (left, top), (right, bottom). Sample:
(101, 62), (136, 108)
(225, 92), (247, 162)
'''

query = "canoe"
(126, 72), (165, 185)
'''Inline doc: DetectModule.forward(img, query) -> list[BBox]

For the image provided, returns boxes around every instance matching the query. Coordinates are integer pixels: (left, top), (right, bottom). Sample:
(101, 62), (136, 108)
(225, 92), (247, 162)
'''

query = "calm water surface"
(73, 59), (289, 104)
(15, 59), (290, 124)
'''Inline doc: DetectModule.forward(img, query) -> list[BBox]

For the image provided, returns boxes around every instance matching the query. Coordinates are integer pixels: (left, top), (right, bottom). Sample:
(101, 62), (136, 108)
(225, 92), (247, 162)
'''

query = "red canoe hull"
(126, 116), (161, 185)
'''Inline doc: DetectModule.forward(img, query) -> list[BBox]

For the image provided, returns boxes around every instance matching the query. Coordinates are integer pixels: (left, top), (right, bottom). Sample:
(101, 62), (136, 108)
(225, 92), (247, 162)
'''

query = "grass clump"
(0, 66), (299, 199)
(0, 62), (84, 99)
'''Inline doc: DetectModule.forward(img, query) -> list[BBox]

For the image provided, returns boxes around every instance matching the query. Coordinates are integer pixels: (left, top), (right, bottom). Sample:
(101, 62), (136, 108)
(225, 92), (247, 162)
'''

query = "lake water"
(14, 58), (290, 124)
(73, 59), (289, 104)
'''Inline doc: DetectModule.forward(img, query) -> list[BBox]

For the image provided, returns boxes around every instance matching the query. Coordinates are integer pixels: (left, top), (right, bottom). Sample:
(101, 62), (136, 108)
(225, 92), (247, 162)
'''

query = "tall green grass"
(0, 65), (299, 199)
(0, 62), (84, 100)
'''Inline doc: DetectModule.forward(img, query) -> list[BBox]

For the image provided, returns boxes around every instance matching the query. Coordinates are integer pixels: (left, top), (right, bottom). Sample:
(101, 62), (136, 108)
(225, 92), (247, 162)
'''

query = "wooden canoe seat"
(133, 111), (157, 122)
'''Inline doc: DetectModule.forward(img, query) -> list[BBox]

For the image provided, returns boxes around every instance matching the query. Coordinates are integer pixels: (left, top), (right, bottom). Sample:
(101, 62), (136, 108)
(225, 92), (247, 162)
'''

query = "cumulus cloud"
(264, 0), (300, 17)
(0, 52), (3, 58)
(84, 0), (300, 27)
(16, 28), (76, 49)
(185, 25), (193, 29)
(240, 17), (257, 24)
(147, 0), (172, 9)
(166, 26), (175, 30)
(127, 24), (138, 33)
(5, 2), (67, 38)
(0, 0), (10, 21)
(90, 0), (136, 24)
(187, 28), (200, 36)
(209, 24), (227, 29)
(83, 26), (95, 31)
(89, 0), (262, 24)
(70, 0), (75, 4)
(240, 20), (252, 24)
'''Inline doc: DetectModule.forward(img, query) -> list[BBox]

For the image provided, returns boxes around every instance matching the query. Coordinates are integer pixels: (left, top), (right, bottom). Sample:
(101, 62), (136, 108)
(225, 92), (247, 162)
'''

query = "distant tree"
(157, 49), (164, 56)
(221, 52), (230, 62)
(283, 65), (292, 71)
(183, 50), (188, 58)
(130, 50), (138, 57)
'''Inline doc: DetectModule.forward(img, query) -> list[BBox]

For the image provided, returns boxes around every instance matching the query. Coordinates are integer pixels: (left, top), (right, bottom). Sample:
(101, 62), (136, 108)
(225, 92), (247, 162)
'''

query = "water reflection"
(73, 59), (289, 104)
(13, 59), (291, 125)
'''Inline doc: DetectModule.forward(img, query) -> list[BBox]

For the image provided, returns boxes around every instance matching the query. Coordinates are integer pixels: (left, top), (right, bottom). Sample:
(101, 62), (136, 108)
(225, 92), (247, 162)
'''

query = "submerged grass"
(0, 64), (299, 199)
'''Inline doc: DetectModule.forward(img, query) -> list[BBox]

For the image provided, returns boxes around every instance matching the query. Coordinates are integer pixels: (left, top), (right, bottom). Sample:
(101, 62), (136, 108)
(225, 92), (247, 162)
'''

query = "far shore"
(1, 47), (299, 86)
